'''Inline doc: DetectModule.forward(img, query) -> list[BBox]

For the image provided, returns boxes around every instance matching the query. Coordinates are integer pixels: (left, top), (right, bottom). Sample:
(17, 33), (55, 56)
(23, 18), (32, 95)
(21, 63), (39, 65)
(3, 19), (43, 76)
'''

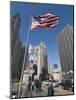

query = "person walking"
(32, 81), (34, 91)
(34, 79), (39, 92)
(27, 80), (31, 91)
(39, 79), (42, 92)
(47, 83), (54, 96)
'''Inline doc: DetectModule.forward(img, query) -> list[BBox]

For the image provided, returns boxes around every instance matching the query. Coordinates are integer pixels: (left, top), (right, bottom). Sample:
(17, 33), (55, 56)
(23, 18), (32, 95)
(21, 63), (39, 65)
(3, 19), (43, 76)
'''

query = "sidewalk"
(23, 89), (47, 97)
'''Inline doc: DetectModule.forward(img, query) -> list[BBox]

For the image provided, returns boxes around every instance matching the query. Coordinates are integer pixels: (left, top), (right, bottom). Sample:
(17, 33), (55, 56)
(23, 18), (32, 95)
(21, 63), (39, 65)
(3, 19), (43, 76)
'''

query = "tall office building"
(11, 13), (28, 80)
(11, 13), (21, 56)
(11, 13), (22, 80)
(53, 64), (58, 69)
(10, 14), (29, 98)
(18, 46), (28, 79)
(57, 24), (74, 79)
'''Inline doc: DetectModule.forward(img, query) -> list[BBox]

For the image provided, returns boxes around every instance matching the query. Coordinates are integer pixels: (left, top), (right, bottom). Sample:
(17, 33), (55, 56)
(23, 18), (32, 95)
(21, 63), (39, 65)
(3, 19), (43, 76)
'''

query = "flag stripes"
(31, 13), (59, 30)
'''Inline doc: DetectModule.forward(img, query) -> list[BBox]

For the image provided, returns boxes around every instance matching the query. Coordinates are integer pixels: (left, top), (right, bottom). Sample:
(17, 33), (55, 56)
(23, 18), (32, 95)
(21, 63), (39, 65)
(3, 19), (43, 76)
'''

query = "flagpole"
(18, 15), (31, 98)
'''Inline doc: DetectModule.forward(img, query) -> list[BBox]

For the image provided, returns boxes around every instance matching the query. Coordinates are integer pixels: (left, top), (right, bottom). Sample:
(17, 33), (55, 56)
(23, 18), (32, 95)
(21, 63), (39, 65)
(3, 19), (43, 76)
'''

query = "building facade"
(49, 64), (62, 81)
(11, 13), (21, 80)
(57, 24), (74, 80)
(11, 13), (28, 81)
(11, 13), (21, 56)
(27, 42), (49, 81)
(53, 64), (58, 69)
(37, 42), (48, 80)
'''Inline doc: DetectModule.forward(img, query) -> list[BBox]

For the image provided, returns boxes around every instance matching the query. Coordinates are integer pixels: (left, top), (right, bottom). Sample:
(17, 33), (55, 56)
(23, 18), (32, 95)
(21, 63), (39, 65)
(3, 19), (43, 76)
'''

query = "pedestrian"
(32, 81), (34, 91)
(27, 80), (31, 91)
(34, 79), (39, 92)
(39, 79), (42, 92)
(47, 83), (54, 96)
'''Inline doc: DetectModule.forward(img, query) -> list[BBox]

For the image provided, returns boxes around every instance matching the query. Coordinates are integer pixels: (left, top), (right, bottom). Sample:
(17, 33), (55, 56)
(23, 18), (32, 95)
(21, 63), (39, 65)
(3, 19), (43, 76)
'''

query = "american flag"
(31, 13), (59, 30)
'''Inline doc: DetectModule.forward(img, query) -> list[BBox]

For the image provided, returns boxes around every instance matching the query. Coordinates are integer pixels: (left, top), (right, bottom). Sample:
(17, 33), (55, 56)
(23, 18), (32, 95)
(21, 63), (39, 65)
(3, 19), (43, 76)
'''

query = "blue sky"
(10, 2), (74, 69)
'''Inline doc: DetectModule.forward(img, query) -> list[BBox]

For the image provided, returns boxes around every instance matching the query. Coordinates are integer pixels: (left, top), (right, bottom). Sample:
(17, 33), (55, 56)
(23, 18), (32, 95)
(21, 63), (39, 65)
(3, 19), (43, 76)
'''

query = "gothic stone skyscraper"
(28, 42), (49, 80)
(37, 42), (48, 80)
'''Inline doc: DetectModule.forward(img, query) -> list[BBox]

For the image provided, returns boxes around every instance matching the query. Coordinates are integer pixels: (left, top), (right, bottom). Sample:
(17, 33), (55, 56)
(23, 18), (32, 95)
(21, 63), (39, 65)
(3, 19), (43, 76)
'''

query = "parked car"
(43, 80), (50, 85)
(52, 80), (59, 87)
(61, 79), (74, 92)
(43, 80), (61, 87)
(49, 80), (59, 87)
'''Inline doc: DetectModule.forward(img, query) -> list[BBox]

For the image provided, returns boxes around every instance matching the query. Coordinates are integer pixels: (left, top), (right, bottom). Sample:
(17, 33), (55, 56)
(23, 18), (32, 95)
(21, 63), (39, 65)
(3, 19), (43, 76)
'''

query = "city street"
(54, 86), (73, 96)
(11, 81), (74, 98)
(22, 86), (73, 98)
